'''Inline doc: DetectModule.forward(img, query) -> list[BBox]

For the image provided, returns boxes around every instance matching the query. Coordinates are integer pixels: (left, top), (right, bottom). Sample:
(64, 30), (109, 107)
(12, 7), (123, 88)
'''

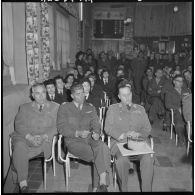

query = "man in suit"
(11, 83), (59, 192)
(99, 69), (116, 103)
(104, 80), (154, 192)
(44, 79), (59, 104)
(165, 75), (190, 146)
(57, 83), (111, 192)
(54, 75), (68, 104)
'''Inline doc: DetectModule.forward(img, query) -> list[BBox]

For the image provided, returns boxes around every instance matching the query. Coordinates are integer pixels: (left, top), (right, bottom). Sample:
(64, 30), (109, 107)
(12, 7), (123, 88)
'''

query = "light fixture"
(124, 17), (132, 24)
(173, 5), (178, 12)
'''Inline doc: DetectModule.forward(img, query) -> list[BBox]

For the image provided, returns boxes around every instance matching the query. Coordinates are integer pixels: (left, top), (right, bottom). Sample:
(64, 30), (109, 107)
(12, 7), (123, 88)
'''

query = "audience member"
(165, 75), (190, 146)
(105, 80), (154, 192)
(57, 83), (111, 192)
(54, 75), (68, 104)
(11, 83), (59, 192)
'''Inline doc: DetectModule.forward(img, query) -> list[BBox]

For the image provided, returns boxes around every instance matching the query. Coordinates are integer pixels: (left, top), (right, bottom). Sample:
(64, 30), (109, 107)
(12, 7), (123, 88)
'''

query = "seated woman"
(81, 78), (104, 116)
(64, 74), (75, 102)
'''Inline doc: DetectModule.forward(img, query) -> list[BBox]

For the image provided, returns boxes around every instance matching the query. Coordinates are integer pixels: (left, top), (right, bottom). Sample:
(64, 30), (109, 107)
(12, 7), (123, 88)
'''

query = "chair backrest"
(170, 109), (174, 124)
(9, 136), (12, 157)
(187, 121), (192, 142)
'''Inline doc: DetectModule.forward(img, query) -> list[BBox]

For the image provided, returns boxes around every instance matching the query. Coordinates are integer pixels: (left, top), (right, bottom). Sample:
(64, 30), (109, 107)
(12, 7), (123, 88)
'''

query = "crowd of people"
(10, 47), (192, 193)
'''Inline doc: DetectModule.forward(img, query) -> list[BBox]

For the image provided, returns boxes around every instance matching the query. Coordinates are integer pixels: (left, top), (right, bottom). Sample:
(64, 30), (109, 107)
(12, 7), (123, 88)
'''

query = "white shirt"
(73, 101), (83, 110)
(103, 78), (108, 85)
(49, 94), (55, 100)
(85, 93), (89, 100)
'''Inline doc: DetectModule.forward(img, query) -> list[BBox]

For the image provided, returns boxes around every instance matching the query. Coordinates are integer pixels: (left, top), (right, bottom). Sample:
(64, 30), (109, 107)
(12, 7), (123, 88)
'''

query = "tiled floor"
(4, 119), (193, 192)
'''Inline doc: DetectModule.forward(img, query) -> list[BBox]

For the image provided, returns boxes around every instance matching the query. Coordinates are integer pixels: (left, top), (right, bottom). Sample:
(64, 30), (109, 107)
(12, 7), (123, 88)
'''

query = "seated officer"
(11, 83), (59, 192)
(105, 80), (154, 192)
(57, 83), (111, 192)
(165, 75), (190, 146)
(147, 69), (166, 124)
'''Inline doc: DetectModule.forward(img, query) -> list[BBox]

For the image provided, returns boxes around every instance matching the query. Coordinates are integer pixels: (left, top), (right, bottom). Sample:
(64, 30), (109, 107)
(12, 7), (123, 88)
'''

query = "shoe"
(20, 186), (29, 193)
(96, 184), (108, 192)
(129, 168), (134, 175)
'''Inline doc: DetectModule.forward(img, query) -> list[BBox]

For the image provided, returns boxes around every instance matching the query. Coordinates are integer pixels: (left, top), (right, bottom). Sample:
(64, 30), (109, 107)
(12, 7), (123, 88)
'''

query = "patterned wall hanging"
(26, 2), (39, 85)
(40, 3), (50, 81)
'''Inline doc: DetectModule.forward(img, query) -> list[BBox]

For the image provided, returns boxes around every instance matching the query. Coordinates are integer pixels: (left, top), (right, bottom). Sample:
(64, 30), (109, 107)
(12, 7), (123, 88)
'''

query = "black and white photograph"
(2, 1), (192, 193)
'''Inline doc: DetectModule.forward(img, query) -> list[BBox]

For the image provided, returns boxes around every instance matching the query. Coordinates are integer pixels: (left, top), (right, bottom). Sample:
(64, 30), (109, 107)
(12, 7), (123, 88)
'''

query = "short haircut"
(118, 79), (132, 94)
(44, 79), (55, 87)
(54, 75), (63, 83)
(88, 73), (97, 81)
(117, 68), (124, 73)
(64, 74), (74, 83)
(30, 83), (46, 101)
(173, 74), (183, 81)
(101, 69), (109, 77)
(80, 78), (91, 87)
(70, 83), (84, 94)
(183, 70), (191, 76)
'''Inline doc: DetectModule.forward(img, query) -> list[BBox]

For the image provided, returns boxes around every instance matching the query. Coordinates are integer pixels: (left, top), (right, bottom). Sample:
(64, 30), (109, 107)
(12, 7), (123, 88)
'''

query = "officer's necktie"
(126, 104), (131, 110)
(39, 105), (43, 112)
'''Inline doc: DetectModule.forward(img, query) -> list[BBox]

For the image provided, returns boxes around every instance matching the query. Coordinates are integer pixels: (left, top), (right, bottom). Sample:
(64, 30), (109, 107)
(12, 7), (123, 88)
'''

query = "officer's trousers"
(148, 97), (165, 122)
(12, 139), (52, 183)
(65, 136), (111, 188)
(113, 145), (154, 192)
(173, 109), (185, 143)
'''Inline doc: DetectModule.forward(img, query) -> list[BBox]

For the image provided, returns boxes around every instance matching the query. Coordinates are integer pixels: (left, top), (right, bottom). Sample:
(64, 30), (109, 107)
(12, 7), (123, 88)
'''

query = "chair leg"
(65, 163), (69, 191)
(53, 158), (56, 177)
(170, 124), (173, 139)
(44, 161), (46, 190)
(175, 134), (178, 146)
(187, 141), (190, 156)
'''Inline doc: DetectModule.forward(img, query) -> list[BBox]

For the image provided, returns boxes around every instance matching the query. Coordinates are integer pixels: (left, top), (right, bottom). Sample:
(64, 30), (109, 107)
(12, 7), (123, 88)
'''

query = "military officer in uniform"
(57, 83), (111, 192)
(105, 80), (154, 192)
(165, 75), (190, 146)
(11, 83), (59, 192)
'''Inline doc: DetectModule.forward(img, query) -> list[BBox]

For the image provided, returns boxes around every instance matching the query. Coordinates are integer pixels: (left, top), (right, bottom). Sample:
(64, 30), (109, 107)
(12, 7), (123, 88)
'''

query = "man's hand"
(118, 133), (126, 140)
(126, 131), (141, 139)
(91, 132), (100, 141)
(26, 134), (43, 146)
(75, 130), (91, 138)
(157, 90), (161, 94)
(42, 134), (49, 142)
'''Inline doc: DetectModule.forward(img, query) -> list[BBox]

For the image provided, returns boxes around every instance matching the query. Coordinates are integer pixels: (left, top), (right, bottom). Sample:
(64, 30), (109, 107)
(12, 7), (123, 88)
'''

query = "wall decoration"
(26, 2), (51, 85)
(40, 3), (50, 81)
(26, 2), (39, 85)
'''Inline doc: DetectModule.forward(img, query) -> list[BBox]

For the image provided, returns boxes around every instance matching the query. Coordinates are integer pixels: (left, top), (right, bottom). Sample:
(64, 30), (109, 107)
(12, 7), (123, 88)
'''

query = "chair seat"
(67, 152), (79, 159)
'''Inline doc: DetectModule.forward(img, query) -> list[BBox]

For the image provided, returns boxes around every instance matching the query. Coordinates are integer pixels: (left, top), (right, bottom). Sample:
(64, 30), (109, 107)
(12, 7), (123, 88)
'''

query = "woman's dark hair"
(75, 51), (84, 59)
(64, 74), (74, 84)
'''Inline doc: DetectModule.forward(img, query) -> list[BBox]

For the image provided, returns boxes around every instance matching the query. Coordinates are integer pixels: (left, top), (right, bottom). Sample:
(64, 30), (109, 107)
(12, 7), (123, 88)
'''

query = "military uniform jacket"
(165, 87), (190, 110)
(105, 103), (151, 146)
(12, 101), (59, 145)
(57, 102), (100, 144)
(147, 77), (166, 97)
